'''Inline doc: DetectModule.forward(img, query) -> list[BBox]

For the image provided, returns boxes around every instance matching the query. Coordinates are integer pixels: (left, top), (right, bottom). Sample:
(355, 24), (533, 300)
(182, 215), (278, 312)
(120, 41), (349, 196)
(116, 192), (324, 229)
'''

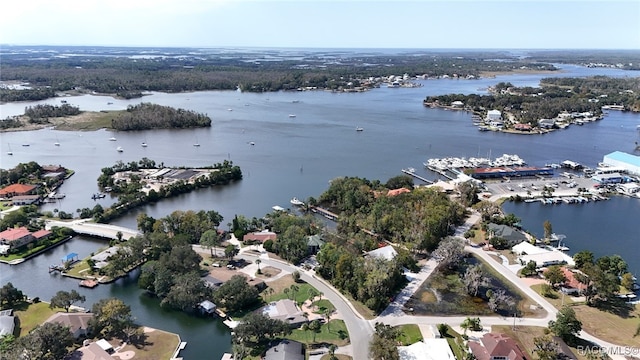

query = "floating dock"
(79, 279), (98, 288)
(401, 169), (433, 184)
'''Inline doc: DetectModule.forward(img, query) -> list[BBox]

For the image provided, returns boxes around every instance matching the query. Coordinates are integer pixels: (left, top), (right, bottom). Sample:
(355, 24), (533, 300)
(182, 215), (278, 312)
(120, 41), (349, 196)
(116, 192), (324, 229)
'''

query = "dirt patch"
(255, 266), (282, 279)
(263, 276), (296, 293)
(1, 111), (121, 133)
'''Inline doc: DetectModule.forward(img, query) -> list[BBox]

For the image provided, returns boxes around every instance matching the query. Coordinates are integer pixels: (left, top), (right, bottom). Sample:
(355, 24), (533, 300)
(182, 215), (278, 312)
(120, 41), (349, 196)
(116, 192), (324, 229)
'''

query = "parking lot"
(483, 174), (597, 201)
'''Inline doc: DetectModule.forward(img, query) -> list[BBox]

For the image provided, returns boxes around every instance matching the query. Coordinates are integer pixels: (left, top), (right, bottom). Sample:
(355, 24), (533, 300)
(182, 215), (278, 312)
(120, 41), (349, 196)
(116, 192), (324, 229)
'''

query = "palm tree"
(323, 308), (332, 332)
(255, 259), (261, 273)
(328, 344), (338, 360)
(283, 288), (290, 299)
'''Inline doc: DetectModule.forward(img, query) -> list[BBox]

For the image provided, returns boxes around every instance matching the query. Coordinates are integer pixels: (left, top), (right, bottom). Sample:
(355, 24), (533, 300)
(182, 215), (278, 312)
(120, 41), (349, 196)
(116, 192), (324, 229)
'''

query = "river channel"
(1, 62), (639, 358)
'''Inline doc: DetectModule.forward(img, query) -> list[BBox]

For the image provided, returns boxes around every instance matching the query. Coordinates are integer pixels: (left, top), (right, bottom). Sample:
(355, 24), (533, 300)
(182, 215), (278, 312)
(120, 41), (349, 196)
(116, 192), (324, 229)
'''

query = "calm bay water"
(1, 63), (639, 359)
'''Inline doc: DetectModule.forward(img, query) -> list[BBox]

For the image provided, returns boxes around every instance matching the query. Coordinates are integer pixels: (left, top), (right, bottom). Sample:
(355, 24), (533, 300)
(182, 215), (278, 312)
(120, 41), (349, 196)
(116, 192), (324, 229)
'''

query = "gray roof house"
(306, 235), (325, 254)
(45, 312), (93, 339)
(262, 299), (307, 327)
(264, 340), (304, 360)
(487, 223), (528, 247)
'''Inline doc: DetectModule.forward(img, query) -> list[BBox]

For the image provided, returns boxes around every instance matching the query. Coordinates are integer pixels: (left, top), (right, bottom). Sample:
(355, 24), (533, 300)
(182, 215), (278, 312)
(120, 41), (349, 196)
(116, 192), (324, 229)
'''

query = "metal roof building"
(602, 151), (640, 176)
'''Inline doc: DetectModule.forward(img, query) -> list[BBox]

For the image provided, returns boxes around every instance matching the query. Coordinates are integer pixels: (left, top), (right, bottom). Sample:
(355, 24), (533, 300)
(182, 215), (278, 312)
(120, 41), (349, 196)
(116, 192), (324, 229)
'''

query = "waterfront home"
(0, 227), (35, 251)
(468, 333), (526, 360)
(0, 309), (15, 337)
(306, 234), (325, 254)
(538, 118), (556, 129)
(261, 299), (307, 327)
(0, 183), (37, 199)
(486, 109), (502, 122)
(513, 123), (532, 132)
(264, 339), (304, 360)
(45, 312), (93, 339)
(519, 249), (574, 268)
(559, 267), (586, 295)
(398, 338), (456, 360)
(198, 300), (217, 315)
(75, 342), (113, 360)
(486, 224), (528, 248)
(10, 194), (42, 205)
(242, 230), (277, 244)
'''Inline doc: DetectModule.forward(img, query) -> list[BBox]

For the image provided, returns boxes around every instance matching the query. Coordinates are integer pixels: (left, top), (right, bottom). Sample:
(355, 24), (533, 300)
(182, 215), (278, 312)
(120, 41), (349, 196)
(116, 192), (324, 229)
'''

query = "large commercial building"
(602, 151), (640, 176)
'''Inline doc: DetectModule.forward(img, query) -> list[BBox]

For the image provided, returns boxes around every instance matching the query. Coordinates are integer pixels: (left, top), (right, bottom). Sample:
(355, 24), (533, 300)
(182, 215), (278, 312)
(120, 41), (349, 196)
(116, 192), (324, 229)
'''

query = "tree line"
(24, 104), (81, 121)
(0, 51), (560, 102)
(111, 103), (211, 130)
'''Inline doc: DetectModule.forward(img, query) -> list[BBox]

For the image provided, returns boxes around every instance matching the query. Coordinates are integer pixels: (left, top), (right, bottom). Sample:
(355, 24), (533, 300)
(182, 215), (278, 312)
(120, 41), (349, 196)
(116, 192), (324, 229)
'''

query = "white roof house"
(512, 241), (548, 256)
(398, 338), (455, 360)
(486, 110), (502, 121)
(366, 246), (398, 260)
(520, 251), (575, 268)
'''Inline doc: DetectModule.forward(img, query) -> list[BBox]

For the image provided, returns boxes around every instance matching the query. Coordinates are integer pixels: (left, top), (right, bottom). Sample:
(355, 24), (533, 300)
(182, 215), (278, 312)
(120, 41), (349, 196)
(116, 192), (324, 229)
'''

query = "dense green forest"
(424, 76), (640, 125)
(0, 49), (559, 102)
(24, 104), (81, 122)
(111, 103), (211, 130)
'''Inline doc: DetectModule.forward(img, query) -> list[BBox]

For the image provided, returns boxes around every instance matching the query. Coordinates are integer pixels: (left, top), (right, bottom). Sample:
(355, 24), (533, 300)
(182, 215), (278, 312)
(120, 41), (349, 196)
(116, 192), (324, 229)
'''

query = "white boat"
(249, 141), (255, 146)
(116, 146), (124, 152)
(356, 127), (364, 132)
(48, 192), (66, 199)
(141, 142), (148, 147)
(290, 197), (304, 206)
(109, 137), (117, 141)
(7, 144), (13, 156)
(194, 136), (200, 147)
(54, 142), (60, 146)
(289, 114), (296, 118)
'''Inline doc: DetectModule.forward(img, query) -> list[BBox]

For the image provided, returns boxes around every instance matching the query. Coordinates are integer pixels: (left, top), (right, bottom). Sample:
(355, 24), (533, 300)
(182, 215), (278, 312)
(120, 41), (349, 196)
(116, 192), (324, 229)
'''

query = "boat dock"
(425, 165), (456, 180)
(310, 206), (339, 221)
(401, 169), (433, 184)
(79, 279), (98, 288)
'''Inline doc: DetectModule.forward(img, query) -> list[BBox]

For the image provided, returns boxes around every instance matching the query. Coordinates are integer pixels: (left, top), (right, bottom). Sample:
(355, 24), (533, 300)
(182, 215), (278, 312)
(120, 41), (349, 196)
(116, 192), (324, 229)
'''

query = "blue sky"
(1, 0), (639, 49)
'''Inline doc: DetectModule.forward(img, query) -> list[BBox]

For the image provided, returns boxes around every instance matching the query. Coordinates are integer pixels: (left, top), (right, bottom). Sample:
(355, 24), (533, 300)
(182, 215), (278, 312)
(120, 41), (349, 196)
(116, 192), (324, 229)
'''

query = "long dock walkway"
(401, 169), (433, 184)
(310, 206), (339, 221)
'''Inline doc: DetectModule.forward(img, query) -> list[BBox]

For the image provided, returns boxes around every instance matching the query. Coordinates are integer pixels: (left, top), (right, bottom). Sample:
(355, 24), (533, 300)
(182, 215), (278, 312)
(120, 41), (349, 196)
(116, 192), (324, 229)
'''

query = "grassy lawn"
(312, 299), (335, 314)
(396, 324), (423, 346)
(14, 302), (57, 336)
(0, 201), (11, 211)
(118, 327), (180, 360)
(53, 111), (122, 131)
(287, 319), (350, 347)
(531, 284), (640, 347)
(493, 325), (590, 360)
(64, 259), (93, 278)
(440, 325), (470, 360)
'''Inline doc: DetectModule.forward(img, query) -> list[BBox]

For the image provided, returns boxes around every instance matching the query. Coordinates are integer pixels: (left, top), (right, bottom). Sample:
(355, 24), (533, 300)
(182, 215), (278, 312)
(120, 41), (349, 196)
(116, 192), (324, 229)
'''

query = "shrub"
(263, 239), (274, 252)
(437, 323), (448, 337)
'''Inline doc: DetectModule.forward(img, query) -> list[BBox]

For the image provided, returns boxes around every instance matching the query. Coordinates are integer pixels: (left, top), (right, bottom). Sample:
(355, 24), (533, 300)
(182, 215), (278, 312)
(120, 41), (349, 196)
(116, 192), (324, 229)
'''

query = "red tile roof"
(243, 231), (277, 243)
(469, 333), (526, 360)
(561, 267), (586, 291)
(0, 184), (36, 196)
(387, 188), (411, 196)
(0, 227), (32, 241)
(32, 229), (52, 239)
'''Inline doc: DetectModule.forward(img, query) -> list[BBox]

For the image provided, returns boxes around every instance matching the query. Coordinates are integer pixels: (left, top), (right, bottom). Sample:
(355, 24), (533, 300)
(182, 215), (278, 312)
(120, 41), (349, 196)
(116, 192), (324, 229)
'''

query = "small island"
(0, 102), (212, 132)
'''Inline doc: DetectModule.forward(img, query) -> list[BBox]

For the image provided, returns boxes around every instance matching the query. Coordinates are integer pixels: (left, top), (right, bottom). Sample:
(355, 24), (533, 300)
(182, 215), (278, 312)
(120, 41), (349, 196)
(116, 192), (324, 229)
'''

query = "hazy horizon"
(1, 0), (638, 50)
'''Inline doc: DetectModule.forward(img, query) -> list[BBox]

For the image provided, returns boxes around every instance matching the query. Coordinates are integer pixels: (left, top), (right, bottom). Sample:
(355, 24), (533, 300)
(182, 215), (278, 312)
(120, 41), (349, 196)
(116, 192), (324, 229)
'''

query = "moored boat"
(290, 197), (305, 206)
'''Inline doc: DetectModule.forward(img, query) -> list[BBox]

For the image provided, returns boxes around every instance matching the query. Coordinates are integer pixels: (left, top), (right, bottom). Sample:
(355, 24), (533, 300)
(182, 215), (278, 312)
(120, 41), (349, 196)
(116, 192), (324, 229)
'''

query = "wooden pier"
(401, 169), (433, 184)
(425, 166), (456, 180)
(310, 206), (339, 221)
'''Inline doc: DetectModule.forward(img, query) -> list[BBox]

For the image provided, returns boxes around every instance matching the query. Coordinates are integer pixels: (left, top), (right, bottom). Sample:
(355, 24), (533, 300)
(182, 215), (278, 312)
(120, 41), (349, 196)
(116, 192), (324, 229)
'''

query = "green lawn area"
(14, 301), (57, 336)
(64, 259), (93, 278)
(287, 319), (350, 347)
(0, 201), (11, 211)
(54, 110), (122, 131)
(118, 327), (180, 360)
(396, 324), (423, 346)
(531, 284), (640, 348)
(312, 299), (335, 314)
(439, 325), (469, 360)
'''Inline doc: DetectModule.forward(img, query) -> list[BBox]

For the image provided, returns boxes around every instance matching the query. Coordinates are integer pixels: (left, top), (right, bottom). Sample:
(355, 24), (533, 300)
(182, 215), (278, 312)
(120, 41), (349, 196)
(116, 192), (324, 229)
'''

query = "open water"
(1, 62), (639, 359)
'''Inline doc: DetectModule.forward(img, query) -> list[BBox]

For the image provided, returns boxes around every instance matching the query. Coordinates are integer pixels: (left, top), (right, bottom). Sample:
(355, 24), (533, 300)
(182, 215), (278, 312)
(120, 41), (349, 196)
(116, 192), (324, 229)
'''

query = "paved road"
(238, 253), (374, 360)
(45, 219), (141, 240)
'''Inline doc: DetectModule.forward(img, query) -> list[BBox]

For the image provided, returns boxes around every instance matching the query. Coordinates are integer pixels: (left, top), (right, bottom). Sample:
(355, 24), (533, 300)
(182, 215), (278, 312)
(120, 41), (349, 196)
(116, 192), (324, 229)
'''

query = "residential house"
(398, 338), (456, 360)
(513, 123), (532, 131)
(75, 342), (113, 360)
(261, 299), (307, 327)
(0, 184), (37, 199)
(42, 165), (66, 173)
(32, 229), (52, 242)
(0, 227), (36, 249)
(486, 110), (502, 121)
(0, 309), (15, 337)
(468, 333), (527, 360)
(203, 275), (224, 289)
(10, 195), (42, 205)
(366, 245), (398, 261)
(198, 300), (217, 315)
(45, 312), (93, 339)
(264, 339), (304, 360)
(487, 223), (528, 248)
(387, 188), (411, 196)
(552, 336), (578, 360)
(538, 118), (556, 129)
(559, 267), (586, 295)
(306, 234), (325, 254)
(243, 230), (277, 243)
